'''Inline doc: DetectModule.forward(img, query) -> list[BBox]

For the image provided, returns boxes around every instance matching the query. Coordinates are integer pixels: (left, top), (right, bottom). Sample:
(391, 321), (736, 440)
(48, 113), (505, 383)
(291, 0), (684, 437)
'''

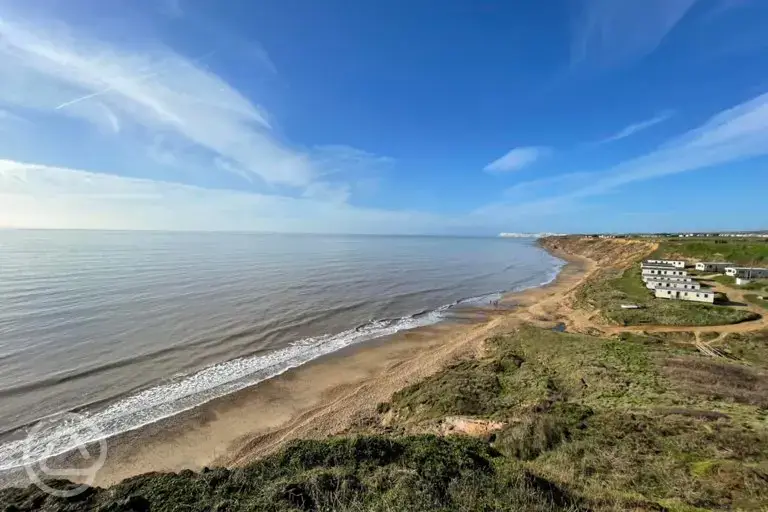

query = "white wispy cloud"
(503, 172), (596, 200)
(0, 14), (382, 195)
(484, 147), (550, 173)
(0, 108), (31, 130)
(596, 111), (674, 144)
(0, 160), (449, 233)
(481, 90), (768, 218)
(571, 0), (700, 66)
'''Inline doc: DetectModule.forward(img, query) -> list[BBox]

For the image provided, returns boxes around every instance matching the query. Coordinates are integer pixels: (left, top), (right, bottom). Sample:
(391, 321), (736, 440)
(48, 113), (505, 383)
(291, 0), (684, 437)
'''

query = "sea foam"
(0, 308), (446, 470)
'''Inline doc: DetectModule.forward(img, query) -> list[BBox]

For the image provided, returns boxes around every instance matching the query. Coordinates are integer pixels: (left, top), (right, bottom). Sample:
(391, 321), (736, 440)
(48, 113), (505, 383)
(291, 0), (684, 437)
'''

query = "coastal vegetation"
(574, 264), (759, 326)
(708, 275), (768, 293)
(651, 238), (768, 266)
(5, 326), (767, 511)
(717, 330), (768, 364)
(377, 326), (768, 510)
(745, 294), (768, 309)
(3, 435), (577, 512)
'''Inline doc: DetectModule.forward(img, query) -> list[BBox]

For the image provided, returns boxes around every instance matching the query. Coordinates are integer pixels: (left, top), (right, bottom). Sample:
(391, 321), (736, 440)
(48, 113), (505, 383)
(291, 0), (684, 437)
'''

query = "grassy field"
(1, 435), (579, 512)
(574, 265), (759, 326)
(650, 239), (768, 266)
(745, 294), (768, 309)
(5, 327), (768, 511)
(710, 275), (768, 291)
(379, 326), (768, 510)
(718, 330), (768, 365)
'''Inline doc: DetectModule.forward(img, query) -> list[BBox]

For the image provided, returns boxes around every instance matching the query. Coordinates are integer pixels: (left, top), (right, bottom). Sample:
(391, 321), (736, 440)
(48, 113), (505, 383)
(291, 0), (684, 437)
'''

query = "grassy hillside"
(574, 265), (759, 326)
(652, 239), (768, 266)
(2, 435), (580, 512)
(378, 326), (768, 510)
(3, 327), (768, 511)
(745, 294), (768, 309)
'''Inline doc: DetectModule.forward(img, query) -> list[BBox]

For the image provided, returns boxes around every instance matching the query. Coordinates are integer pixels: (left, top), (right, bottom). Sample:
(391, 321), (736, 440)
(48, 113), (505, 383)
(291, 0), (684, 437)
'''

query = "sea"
(0, 230), (563, 470)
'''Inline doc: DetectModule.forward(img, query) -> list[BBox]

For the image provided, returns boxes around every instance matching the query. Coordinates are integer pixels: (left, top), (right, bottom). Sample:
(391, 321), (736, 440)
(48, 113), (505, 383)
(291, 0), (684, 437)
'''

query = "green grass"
(381, 326), (768, 509)
(387, 327), (667, 425)
(718, 330), (768, 366)
(386, 359), (504, 420)
(710, 275), (768, 291)
(711, 275), (736, 286)
(574, 266), (759, 326)
(363, 325), (768, 509)
(0, 435), (581, 512)
(651, 239), (768, 266)
(745, 294), (768, 309)
(742, 280), (768, 292)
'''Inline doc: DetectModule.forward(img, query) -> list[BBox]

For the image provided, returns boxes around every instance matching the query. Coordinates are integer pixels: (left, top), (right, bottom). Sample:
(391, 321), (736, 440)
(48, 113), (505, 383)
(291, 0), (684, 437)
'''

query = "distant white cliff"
(498, 232), (563, 238)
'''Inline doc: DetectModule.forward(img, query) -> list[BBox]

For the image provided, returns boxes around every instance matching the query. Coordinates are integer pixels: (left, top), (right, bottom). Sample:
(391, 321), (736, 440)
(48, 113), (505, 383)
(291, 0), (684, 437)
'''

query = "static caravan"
(725, 267), (768, 279)
(646, 280), (702, 291)
(654, 288), (715, 304)
(641, 262), (676, 269)
(641, 275), (695, 283)
(695, 262), (733, 273)
(645, 259), (686, 269)
(641, 268), (688, 277)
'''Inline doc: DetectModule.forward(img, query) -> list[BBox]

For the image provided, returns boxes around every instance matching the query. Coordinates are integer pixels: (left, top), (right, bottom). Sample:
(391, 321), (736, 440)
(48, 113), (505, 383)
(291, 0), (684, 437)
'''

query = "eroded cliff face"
(540, 236), (656, 269)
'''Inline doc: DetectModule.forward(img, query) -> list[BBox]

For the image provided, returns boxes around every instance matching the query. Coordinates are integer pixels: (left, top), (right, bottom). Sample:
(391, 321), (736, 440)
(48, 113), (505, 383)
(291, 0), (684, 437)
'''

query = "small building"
(641, 262), (677, 270)
(725, 267), (768, 279)
(736, 277), (751, 286)
(641, 275), (695, 283)
(641, 268), (688, 277)
(655, 288), (715, 303)
(695, 262), (734, 273)
(646, 280), (702, 291)
(645, 259), (686, 269)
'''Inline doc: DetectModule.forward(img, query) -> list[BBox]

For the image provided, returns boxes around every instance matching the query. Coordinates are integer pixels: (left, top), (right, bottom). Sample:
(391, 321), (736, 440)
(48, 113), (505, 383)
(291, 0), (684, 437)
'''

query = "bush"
(0, 435), (580, 512)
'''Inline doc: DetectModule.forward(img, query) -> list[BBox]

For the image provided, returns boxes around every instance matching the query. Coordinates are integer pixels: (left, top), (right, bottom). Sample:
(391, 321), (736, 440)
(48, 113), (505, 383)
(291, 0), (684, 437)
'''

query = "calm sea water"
(0, 230), (562, 469)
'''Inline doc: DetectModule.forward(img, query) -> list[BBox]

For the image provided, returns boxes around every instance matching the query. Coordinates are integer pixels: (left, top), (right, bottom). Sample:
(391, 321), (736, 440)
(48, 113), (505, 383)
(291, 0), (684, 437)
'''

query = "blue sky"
(0, 0), (767, 234)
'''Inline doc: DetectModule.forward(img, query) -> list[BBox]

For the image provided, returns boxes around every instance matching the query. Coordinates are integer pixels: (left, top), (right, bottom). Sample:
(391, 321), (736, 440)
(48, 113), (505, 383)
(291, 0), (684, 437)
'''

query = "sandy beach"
(82, 242), (594, 486)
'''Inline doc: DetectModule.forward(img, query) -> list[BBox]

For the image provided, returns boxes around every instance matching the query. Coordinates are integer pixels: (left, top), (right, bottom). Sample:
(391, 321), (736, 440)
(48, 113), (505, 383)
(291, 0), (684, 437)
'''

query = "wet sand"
(81, 246), (593, 486)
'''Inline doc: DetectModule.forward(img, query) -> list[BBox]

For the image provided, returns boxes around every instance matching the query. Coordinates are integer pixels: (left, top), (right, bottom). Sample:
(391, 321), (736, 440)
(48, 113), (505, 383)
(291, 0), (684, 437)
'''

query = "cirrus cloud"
(483, 147), (551, 173)
(0, 14), (385, 196)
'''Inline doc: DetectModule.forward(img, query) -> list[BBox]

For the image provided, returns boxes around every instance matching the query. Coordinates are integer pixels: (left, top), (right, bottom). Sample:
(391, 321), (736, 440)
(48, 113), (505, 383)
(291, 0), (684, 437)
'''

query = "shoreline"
(1, 240), (594, 488)
(84, 242), (592, 486)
